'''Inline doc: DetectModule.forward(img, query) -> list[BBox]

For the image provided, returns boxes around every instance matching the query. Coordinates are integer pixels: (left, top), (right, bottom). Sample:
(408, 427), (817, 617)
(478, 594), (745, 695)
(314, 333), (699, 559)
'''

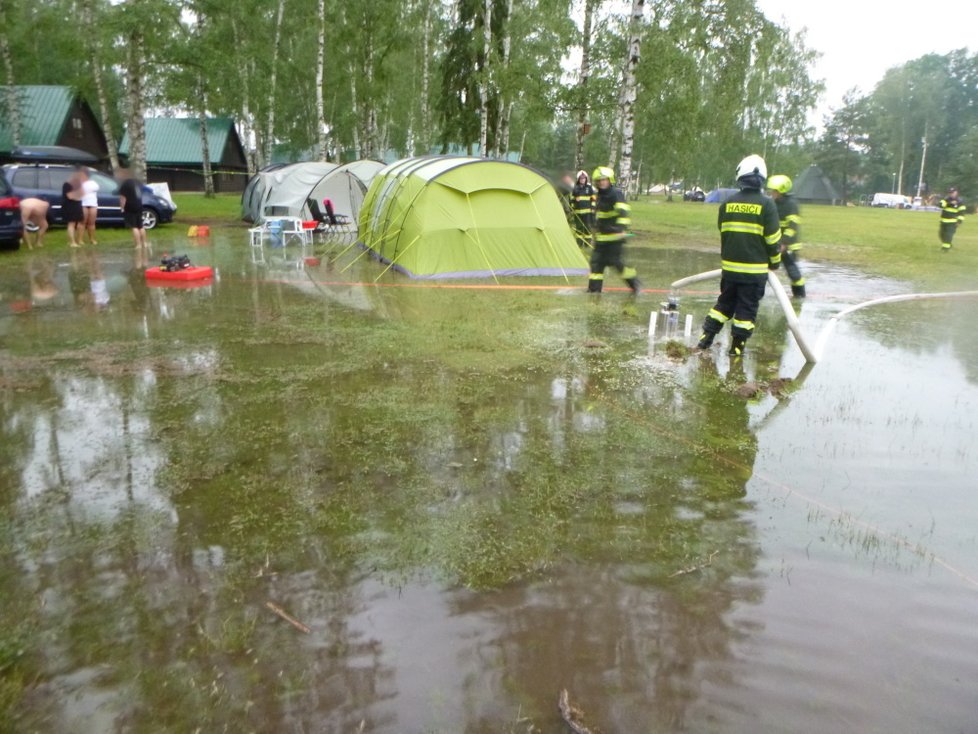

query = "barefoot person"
(118, 167), (148, 248)
(79, 168), (100, 245)
(19, 197), (50, 249)
(62, 169), (84, 247)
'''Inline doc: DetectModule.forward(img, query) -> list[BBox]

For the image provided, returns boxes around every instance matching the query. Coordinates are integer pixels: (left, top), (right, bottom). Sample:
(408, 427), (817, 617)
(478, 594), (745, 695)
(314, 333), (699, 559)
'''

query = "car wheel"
(142, 208), (158, 230)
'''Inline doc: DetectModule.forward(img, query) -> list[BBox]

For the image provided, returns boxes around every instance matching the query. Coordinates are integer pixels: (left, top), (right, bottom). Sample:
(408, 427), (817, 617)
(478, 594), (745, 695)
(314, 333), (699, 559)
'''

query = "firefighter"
(697, 154), (782, 357)
(571, 170), (596, 248)
(938, 186), (965, 252)
(766, 174), (805, 297)
(587, 166), (641, 294)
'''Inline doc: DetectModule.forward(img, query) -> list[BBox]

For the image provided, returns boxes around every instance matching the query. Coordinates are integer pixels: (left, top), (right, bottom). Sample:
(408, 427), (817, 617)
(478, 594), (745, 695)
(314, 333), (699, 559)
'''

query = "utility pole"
(916, 134), (928, 200)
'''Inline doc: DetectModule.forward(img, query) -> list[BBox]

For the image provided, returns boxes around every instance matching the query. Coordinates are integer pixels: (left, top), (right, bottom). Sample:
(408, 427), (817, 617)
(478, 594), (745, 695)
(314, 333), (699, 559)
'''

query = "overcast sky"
(755, 0), (978, 126)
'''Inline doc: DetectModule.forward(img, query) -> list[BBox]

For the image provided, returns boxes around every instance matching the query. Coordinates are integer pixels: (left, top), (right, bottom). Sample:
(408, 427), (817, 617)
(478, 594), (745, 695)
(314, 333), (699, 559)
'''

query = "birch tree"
(478, 0), (492, 156)
(315, 0), (327, 159)
(616, 0), (644, 195)
(574, 0), (599, 171)
(0, 0), (20, 148)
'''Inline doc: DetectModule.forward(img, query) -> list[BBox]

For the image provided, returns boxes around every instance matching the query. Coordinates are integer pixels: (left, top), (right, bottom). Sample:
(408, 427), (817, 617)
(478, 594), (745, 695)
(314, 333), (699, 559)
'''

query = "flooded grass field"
(1, 230), (977, 732)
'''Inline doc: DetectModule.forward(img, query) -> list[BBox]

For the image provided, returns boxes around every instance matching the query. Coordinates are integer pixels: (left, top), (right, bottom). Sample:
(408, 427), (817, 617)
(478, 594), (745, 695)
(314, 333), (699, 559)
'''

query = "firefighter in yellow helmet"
(587, 166), (641, 294)
(697, 154), (781, 357)
(767, 174), (805, 298)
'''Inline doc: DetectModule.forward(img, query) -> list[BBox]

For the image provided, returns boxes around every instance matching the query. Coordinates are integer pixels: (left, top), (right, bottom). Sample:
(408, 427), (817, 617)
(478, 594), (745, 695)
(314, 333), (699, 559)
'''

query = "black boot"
(729, 337), (746, 357)
(697, 332), (715, 349)
(791, 284), (806, 298)
(625, 277), (642, 294)
(588, 278), (603, 293)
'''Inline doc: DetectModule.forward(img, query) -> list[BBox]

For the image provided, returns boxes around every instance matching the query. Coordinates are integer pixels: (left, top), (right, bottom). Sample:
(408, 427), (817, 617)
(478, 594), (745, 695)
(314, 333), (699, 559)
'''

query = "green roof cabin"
(0, 85), (109, 163)
(120, 117), (248, 193)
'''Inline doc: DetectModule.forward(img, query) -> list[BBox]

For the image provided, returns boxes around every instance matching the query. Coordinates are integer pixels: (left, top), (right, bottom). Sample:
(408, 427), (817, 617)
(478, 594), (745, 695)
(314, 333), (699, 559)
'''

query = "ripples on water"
(0, 239), (975, 732)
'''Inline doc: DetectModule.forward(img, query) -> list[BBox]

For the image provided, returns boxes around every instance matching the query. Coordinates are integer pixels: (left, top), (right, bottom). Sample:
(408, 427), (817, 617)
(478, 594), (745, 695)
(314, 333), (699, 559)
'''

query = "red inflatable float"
(145, 265), (214, 282)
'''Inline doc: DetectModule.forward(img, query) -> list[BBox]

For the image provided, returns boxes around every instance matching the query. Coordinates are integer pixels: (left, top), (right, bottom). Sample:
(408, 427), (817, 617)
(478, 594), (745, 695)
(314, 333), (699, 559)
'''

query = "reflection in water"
(1, 242), (976, 731)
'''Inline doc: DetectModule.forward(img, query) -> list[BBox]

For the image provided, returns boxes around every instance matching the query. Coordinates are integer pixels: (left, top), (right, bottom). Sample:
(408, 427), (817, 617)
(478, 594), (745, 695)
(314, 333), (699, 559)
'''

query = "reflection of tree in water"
(434, 349), (764, 730)
(1, 275), (773, 731)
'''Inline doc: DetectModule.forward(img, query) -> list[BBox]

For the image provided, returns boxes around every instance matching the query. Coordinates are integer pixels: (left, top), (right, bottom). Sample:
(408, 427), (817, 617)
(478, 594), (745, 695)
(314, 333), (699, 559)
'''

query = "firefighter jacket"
(939, 195), (965, 224)
(717, 188), (782, 282)
(775, 194), (802, 252)
(572, 182), (596, 215)
(594, 185), (630, 243)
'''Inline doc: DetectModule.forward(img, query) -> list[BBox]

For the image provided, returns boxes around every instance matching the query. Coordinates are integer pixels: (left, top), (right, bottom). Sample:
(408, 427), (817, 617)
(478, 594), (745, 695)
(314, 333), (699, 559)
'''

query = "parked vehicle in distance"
(871, 192), (912, 209)
(2, 163), (176, 230)
(0, 168), (24, 250)
(683, 187), (706, 202)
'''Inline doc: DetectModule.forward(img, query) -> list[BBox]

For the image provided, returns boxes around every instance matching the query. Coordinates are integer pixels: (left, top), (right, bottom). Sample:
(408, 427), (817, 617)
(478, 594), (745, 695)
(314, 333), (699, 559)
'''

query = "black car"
(2, 163), (176, 230)
(0, 168), (24, 250)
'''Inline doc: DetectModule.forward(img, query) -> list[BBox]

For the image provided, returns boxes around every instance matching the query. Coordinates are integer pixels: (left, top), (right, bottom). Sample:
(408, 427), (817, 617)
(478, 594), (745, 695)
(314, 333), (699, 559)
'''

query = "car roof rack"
(10, 146), (100, 164)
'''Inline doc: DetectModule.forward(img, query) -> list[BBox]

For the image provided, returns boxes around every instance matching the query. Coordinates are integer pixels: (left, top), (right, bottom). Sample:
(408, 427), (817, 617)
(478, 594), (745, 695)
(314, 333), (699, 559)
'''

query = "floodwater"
(1, 232), (976, 733)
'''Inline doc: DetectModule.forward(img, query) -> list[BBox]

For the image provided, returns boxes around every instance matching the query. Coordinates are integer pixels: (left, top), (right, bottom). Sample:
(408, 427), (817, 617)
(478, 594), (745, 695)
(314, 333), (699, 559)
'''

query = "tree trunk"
(81, 0), (120, 170)
(419, 0), (432, 155)
(363, 40), (377, 159)
(198, 92), (215, 197)
(125, 30), (147, 182)
(492, 0), (512, 158)
(574, 0), (597, 172)
(264, 0), (286, 164)
(231, 18), (256, 176)
(198, 115), (214, 196)
(0, 3), (20, 149)
(617, 0), (644, 196)
(478, 0), (491, 157)
(315, 0), (327, 159)
(350, 69), (361, 159)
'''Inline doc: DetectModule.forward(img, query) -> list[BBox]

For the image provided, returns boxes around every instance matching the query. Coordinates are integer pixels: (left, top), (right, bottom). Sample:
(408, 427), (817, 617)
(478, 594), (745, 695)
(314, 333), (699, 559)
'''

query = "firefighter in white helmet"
(697, 154), (781, 357)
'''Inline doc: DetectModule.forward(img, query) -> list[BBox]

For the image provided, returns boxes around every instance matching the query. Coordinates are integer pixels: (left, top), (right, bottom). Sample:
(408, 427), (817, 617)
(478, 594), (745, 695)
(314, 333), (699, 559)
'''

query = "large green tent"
(359, 156), (588, 279)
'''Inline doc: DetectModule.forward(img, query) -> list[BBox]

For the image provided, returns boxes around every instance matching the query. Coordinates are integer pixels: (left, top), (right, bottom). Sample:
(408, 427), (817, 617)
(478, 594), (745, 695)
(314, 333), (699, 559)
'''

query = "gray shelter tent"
(241, 163), (288, 221)
(793, 165), (841, 205)
(240, 160), (384, 223)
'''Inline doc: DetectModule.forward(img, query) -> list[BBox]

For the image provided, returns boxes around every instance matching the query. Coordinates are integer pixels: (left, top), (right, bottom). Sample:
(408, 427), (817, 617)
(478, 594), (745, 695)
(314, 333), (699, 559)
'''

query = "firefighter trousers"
(588, 241), (639, 292)
(701, 277), (766, 340)
(940, 222), (958, 250)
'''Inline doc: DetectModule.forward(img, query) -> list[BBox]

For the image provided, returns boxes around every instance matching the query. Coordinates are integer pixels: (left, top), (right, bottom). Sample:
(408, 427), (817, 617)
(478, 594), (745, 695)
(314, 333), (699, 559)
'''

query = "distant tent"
(793, 165), (841, 205)
(359, 156), (588, 280)
(240, 160), (383, 223)
(705, 187), (738, 203)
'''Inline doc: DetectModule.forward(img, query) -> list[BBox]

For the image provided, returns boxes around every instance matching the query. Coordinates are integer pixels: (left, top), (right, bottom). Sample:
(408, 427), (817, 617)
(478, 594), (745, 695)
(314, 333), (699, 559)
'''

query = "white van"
(871, 192), (912, 208)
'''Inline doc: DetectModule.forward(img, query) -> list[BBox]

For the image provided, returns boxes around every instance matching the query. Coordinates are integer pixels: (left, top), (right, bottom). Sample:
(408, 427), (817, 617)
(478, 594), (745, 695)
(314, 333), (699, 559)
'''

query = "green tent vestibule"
(358, 156), (588, 280)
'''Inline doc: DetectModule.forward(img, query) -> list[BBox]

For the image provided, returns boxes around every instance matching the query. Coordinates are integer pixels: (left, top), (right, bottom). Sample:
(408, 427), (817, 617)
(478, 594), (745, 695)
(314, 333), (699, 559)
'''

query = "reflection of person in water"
(28, 256), (59, 305)
(69, 248), (110, 311)
(128, 244), (150, 311)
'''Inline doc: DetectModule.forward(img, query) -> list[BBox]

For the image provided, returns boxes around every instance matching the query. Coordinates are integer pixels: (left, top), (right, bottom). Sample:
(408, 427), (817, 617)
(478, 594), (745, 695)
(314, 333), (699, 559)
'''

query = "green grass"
(171, 192), (242, 224)
(629, 196), (978, 290)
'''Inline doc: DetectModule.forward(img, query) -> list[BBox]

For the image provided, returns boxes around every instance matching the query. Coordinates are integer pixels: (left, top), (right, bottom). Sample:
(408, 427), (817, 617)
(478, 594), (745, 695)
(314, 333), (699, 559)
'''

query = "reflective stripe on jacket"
(775, 194), (802, 251)
(718, 188), (781, 280)
(940, 196), (965, 224)
(572, 183), (595, 214)
(594, 186), (630, 243)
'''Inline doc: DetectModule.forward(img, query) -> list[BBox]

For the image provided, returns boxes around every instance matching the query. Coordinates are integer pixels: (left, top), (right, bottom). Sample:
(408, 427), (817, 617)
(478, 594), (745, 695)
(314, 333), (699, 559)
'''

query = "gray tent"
(793, 165), (841, 205)
(240, 160), (384, 223)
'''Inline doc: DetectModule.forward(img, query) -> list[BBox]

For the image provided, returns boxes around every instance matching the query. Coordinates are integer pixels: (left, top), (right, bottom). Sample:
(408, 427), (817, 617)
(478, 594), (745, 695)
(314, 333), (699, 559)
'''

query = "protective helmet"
(592, 166), (615, 184)
(735, 154), (767, 182)
(767, 174), (792, 194)
(576, 169), (589, 182)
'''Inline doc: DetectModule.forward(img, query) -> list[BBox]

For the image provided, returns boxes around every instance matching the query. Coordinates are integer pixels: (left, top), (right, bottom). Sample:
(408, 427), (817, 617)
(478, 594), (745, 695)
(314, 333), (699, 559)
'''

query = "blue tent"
(705, 188), (738, 203)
